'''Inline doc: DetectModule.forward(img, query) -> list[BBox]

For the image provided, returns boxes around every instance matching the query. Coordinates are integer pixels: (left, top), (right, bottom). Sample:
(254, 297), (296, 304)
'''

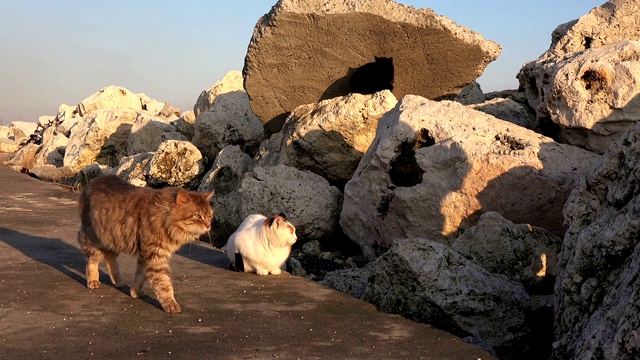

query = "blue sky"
(0, 0), (604, 123)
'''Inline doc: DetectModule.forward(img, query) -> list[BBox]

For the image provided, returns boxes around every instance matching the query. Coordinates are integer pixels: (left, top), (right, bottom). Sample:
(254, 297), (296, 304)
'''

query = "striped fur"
(77, 175), (213, 313)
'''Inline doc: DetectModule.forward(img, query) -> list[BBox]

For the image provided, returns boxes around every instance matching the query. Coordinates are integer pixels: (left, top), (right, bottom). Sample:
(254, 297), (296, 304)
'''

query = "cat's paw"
(113, 281), (126, 288)
(87, 280), (100, 289)
(130, 288), (143, 298)
(256, 269), (269, 276)
(162, 301), (182, 314)
(270, 268), (282, 275)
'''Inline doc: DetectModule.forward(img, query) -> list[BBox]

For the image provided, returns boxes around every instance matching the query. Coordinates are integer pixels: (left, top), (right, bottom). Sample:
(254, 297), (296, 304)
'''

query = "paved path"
(0, 166), (493, 359)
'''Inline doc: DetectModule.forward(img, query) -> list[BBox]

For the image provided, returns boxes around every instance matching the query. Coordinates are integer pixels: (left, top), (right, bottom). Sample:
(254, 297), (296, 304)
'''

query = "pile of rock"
(4, 0), (640, 359)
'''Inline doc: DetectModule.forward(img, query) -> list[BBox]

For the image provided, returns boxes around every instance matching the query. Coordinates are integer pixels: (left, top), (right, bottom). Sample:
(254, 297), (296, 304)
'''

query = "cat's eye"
(196, 214), (203, 220)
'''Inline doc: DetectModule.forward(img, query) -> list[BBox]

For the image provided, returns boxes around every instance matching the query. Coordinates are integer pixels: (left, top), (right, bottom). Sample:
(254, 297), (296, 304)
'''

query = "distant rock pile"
(3, 0), (640, 359)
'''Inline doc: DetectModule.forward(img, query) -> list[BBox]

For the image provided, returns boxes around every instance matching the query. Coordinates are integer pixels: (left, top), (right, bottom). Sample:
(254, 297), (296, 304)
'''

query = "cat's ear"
(175, 190), (190, 205)
(204, 191), (214, 202)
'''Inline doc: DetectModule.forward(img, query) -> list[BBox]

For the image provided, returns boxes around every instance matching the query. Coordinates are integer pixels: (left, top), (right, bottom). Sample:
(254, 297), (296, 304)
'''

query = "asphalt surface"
(0, 165), (494, 360)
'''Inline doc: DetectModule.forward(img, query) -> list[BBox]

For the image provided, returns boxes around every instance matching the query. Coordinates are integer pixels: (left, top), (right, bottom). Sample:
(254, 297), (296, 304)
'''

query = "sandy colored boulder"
(244, 0), (501, 134)
(340, 96), (599, 260)
(77, 85), (142, 117)
(193, 71), (244, 118)
(147, 140), (205, 188)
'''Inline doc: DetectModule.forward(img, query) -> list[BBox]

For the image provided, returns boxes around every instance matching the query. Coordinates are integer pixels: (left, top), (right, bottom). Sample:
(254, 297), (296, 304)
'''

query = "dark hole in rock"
(389, 129), (434, 187)
(584, 36), (593, 49)
(581, 69), (607, 92)
(350, 56), (394, 95)
(495, 134), (526, 151)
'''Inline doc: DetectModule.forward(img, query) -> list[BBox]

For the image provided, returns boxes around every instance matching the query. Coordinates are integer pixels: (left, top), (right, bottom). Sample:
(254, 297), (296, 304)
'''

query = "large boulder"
(545, 0), (640, 57)
(216, 165), (343, 244)
(125, 112), (188, 156)
(33, 126), (68, 167)
(77, 85), (142, 117)
(363, 238), (531, 359)
(255, 90), (398, 188)
(451, 211), (560, 292)
(553, 123), (640, 360)
(518, 41), (640, 153)
(147, 140), (205, 188)
(193, 71), (244, 117)
(108, 152), (154, 187)
(340, 96), (599, 260)
(192, 78), (264, 160)
(244, 0), (501, 134)
(63, 109), (138, 172)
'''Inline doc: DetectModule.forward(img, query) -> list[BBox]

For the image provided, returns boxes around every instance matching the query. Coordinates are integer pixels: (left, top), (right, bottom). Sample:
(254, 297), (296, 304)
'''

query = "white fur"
(226, 214), (297, 275)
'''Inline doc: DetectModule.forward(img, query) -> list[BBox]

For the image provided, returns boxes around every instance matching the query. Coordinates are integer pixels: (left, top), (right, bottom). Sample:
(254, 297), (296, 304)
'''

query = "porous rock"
(340, 95), (599, 260)
(125, 111), (188, 156)
(147, 140), (205, 188)
(553, 123), (640, 360)
(77, 85), (142, 117)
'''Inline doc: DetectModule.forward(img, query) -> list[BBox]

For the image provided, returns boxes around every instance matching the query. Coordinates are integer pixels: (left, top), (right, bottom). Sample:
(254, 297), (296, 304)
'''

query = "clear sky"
(0, 0), (605, 123)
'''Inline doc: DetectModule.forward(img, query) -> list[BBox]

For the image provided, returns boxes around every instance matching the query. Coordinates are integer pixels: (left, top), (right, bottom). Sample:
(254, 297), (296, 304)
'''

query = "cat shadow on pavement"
(0, 227), (88, 287)
(176, 241), (229, 269)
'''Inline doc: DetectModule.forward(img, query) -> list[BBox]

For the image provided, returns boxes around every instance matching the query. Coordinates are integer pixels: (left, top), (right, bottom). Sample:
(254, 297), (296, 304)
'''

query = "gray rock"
(553, 123), (640, 360)
(243, 0), (501, 134)
(363, 238), (530, 359)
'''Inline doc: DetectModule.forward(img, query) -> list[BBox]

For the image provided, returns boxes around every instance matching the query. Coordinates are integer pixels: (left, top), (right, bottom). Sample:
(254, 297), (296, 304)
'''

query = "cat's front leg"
(78, 232), (103, 289)
(145, 255), (181, 313)
(255, 267), (270, 276)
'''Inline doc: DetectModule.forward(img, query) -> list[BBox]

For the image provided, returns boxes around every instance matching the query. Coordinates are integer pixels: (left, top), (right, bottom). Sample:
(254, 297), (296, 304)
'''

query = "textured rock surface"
(451, 211), (560, 291)
(125, 112), (188, 156)
(470, 97), (537, 130)
(554, 124), (640, 360)
(63, 109), (138, 172)
(238, 165), (342, 241)
(244, 0), (501, 133)
(34, 126), (68, 167)
(321, 264), (374, 299)
(192, 83), (263, 160)
(363, 238), (530, 359)
(193, 71), (244, 118)
(199, 146), (254, 246)
(108, 152), (154, 187)
(519, 41), (640, 153)
(546, 0), (640, 57)
(340, 96), (599, 260)
(77, 85), (142, 117)
(147, 140), (205, 188)
(255, 90), (397, 187)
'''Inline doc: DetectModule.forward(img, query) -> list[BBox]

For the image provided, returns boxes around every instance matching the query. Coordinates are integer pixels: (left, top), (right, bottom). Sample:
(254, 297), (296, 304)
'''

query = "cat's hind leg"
(130, 257), (146, 298)
(77, 230), (103, 289)
(103, 251), (124, 287)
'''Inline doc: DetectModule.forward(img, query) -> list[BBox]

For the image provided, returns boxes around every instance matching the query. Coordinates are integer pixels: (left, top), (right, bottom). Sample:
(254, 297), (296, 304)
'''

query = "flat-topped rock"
(244, 0), (501, 134)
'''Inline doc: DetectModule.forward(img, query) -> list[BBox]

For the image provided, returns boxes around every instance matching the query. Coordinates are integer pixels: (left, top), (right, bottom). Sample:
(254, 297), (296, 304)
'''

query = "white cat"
(226, 214), (297, 275)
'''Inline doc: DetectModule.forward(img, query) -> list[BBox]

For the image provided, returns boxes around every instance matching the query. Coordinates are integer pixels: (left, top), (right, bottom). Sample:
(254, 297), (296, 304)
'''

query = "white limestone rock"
(147, 140), (205, 188)
(125, 111), (188, 156)
(193, 70), (244, 118)
(77, 85), (142, 117)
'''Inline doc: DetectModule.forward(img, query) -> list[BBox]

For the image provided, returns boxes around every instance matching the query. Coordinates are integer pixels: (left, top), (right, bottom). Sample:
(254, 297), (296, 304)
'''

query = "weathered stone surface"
(63, 109), (138, 172)
(192, 88), (264, 160)
(125, 112), (188, 156)
(34, 126), (68, 167)
(363, 238), (530, 359)
(0, 139), (20, 153)
(193, 71), (244, 118)
(57, 103), (78, 121)
(518, 41), (640, 153)
(138, 93), (167, 115)
(10, 121), (37, 139)
(147, 140), (205, 188)
(454, 81), (485, 105)
(244, 0), (501, 134)
(321, 264), (374, 299)
(470, 97), (537, 130)
(238, 165), (342, 241)
(108, 152), (154, 187)
(553, 124), (640, 360)
(173, 110), (196, 139)
(8, 143), (39, 169)
(77, 85), (142, 117)
(255, 90), (397, 187)
(451, 211), (560, 292)
(0, 125), (25, 143)
(199, 145), (254, 246)
(340, 96), (599, 260)
(546, 0), (640, 57)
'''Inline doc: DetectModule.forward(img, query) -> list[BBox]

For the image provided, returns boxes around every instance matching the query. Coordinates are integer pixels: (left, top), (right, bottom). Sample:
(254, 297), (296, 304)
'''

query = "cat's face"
(173, 190), (214, 236)
(265, 215), (297, 248)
